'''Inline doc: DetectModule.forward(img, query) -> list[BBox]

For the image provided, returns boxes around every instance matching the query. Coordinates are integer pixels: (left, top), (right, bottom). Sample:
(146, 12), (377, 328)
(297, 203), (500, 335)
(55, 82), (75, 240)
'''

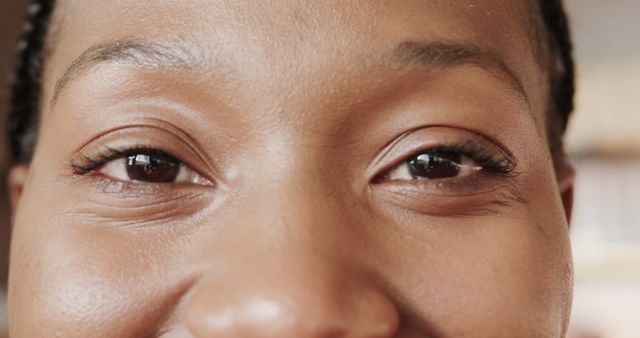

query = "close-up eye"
(73, 149), (212, 186)
(386, 150), (483, 181)
(379, 139), (515, 185)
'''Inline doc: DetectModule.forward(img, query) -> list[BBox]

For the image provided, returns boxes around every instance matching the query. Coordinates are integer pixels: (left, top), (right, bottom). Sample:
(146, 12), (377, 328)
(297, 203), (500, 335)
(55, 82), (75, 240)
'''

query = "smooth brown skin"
(8, 0), (575, 337)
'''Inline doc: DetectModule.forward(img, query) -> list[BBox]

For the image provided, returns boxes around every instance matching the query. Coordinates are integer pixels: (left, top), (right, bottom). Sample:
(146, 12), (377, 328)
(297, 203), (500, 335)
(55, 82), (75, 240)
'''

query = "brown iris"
(125, 153), (180, 183)
(407, 151), (462, 179)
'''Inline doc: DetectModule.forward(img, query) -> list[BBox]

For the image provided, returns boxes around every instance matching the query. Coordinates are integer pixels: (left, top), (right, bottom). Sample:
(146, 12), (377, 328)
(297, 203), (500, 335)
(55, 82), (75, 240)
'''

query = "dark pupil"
(125, 153), (180, 183)
(408, 151), (461, 179)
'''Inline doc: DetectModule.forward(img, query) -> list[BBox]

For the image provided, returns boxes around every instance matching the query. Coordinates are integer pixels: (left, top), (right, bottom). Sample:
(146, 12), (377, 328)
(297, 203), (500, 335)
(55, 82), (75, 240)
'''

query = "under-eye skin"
(66, 145), (217, 223)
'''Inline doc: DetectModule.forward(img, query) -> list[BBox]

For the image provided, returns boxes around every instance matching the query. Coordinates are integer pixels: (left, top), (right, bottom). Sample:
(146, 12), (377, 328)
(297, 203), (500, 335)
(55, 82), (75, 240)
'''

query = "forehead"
(49, 2), (539, 69)
(43, 0), (546, 127)
(51, 0), (537, 40)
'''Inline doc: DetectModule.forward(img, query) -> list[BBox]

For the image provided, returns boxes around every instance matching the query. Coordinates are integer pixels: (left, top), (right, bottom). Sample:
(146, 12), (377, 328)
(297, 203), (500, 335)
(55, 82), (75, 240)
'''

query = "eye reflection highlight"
(388, 150), (483, 181)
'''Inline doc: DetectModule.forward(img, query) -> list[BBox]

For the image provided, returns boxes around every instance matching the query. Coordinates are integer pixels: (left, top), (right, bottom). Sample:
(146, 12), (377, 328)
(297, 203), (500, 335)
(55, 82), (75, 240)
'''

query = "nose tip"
(182, 273), (400, 338)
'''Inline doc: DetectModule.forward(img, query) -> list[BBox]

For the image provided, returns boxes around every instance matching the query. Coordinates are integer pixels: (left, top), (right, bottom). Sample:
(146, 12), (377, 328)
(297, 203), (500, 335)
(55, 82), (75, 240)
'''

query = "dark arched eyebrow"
(392, 40), (530, 107)
(50, 39), (529, 108)
(51, 39), (203, 106)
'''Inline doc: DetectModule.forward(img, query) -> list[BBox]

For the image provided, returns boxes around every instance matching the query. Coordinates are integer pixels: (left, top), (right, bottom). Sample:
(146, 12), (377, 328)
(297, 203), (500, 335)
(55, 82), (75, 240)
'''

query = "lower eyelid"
(70, 178), (216, 223)
(377, 188), (522, 217)
(372, 176), (526, 216)
(91, 176), (164, 195)
(379, 170), (507, 193)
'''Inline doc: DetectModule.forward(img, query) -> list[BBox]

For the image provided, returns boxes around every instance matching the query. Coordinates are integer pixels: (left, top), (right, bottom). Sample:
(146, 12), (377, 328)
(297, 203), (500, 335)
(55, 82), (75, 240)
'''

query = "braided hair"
(7, 0), (54, 163)
(539, 0), (576, 167)
(6, 0), (575, 165)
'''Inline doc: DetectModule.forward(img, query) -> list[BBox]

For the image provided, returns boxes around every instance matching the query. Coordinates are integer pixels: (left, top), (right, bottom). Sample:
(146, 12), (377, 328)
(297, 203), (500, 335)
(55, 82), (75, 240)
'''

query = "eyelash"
(71, 146), (176, 175)
(70, 138), (515, 193)
(381, 139), (514, 176)
(428, 140), (514, 175)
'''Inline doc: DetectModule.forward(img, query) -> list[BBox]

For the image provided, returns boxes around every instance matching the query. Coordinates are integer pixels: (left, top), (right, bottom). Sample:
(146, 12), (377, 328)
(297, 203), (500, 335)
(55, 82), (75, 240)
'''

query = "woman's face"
(8, 0), (573, 337)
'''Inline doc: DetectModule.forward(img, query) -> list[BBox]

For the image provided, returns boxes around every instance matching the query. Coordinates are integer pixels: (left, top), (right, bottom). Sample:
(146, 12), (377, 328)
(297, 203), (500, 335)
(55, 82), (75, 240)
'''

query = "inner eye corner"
(371, 172), (389, 184)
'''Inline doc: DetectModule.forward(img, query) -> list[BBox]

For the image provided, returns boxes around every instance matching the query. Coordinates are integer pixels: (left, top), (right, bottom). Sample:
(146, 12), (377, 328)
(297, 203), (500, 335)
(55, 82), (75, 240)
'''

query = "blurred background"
(562, 1), (640, 337)
(0, 1), (638, 337)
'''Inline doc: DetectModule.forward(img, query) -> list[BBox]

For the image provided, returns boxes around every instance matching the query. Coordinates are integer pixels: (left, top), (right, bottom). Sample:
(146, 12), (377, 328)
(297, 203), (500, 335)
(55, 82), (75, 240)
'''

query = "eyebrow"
(392, 41), (530, 106)
(51, 40), (203, 106)
(51, 39), (529, 107)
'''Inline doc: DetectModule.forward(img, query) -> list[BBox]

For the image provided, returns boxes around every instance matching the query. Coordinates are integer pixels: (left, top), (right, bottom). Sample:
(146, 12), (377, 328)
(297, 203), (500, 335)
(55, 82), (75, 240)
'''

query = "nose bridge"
(263, 175), (335, 241)
(182, 164), (399, 337)
(239, 149), (348, 254)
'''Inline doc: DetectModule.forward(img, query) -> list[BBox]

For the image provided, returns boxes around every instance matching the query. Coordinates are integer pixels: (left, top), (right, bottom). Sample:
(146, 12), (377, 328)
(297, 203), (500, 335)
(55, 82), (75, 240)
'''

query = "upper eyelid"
(71, 147), (128, 173)
(68, 125), (220, 183)
(71, 147), (178, 174)
(71, 121), (217, 167)
(380, 145), (509, 182)
(82, 147), (189, 169)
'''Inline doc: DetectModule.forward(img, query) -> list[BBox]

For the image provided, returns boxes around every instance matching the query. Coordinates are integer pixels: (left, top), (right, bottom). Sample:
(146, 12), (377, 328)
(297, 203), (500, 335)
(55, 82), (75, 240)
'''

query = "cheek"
(8, 152), (572, 337)
(374, 196), (572, 336)
(8, 184), (191, 337)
